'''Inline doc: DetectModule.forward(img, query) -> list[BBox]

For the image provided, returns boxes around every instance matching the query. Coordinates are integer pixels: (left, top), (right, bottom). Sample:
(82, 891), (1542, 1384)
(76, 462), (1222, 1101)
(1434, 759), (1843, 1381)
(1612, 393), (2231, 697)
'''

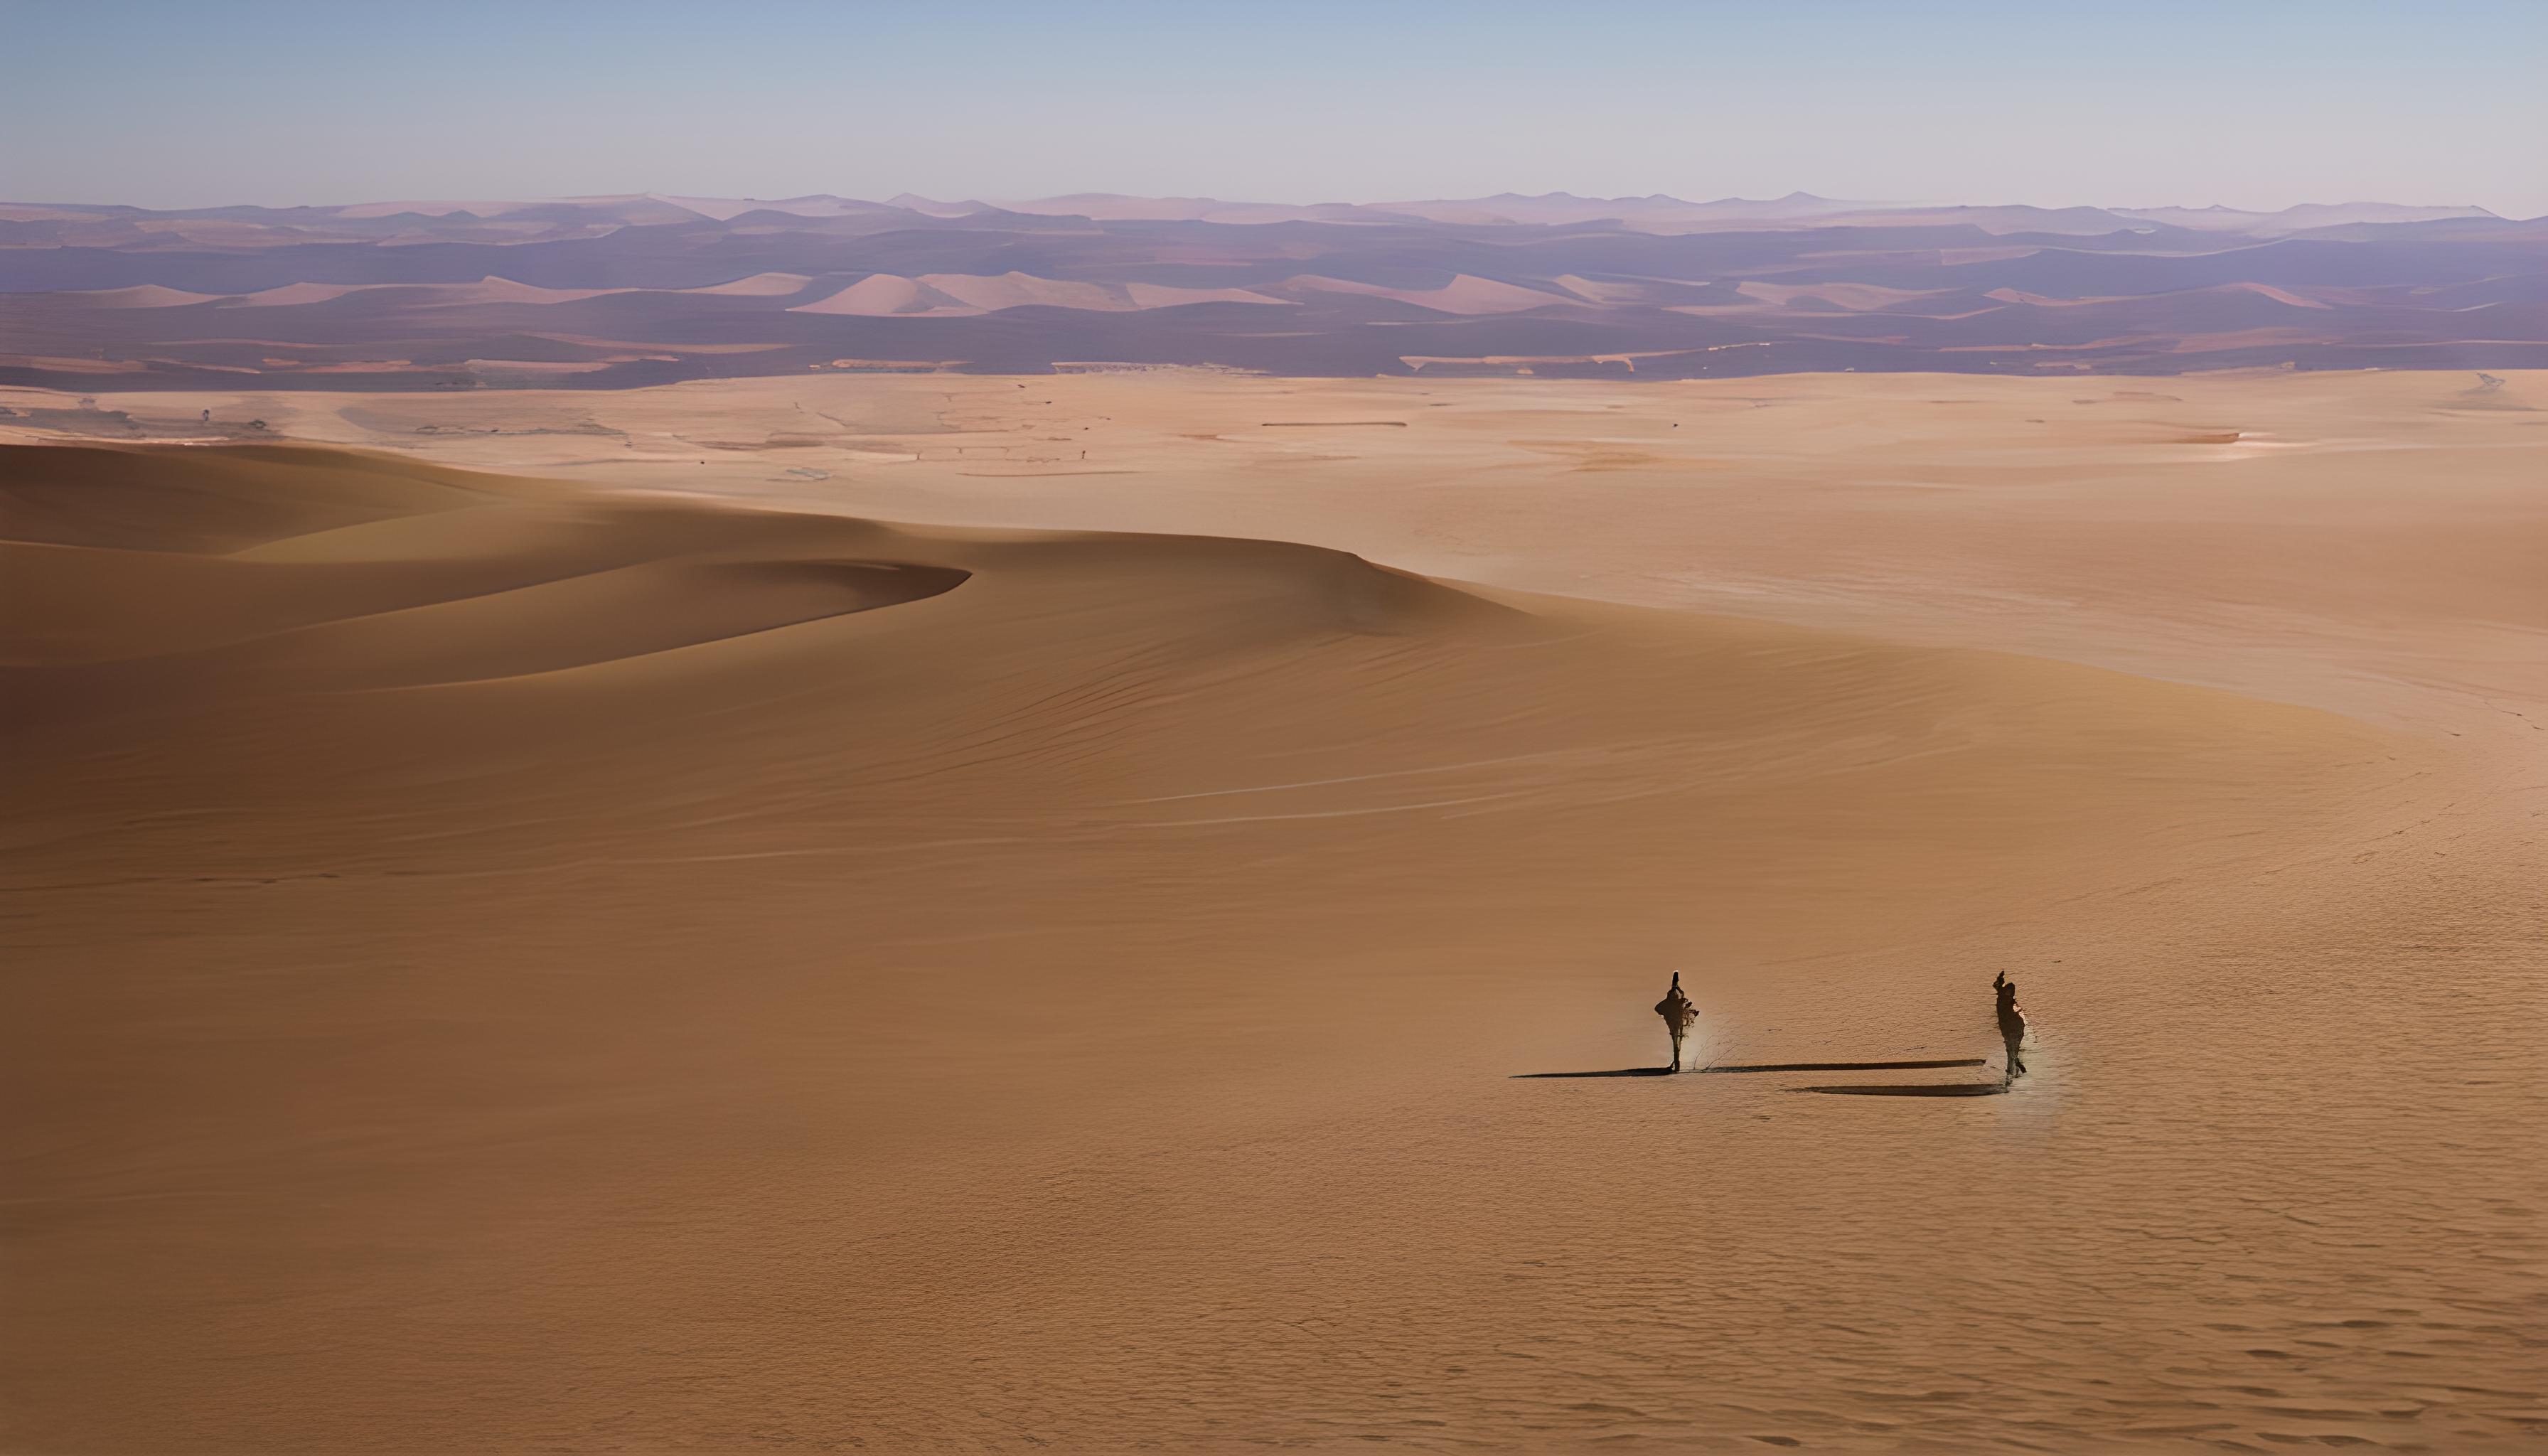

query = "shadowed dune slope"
(0, 443), (497, 552)
(1, 446), (968, 696)
(2, 444), (2535, 1452)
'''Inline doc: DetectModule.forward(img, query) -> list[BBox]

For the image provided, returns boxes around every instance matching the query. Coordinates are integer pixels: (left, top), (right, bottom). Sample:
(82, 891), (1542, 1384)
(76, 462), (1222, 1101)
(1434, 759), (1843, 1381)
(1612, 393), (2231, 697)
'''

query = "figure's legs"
(1667, 1029), (1685, 1073)
(2003, 1029), (2026, 1078)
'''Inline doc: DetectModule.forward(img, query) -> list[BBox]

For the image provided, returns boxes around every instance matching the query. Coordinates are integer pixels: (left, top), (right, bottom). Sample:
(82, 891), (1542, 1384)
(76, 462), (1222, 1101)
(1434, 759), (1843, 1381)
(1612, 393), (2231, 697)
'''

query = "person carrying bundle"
(1993, 970), (2029, 1080)
(1655, 971), (1699, 1073)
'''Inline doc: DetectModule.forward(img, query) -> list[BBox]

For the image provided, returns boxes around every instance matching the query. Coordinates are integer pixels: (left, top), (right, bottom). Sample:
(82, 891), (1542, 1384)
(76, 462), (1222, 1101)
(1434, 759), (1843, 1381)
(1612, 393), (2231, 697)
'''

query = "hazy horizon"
(10, 185), (2537, 219)
(9, 0), (2543, 216)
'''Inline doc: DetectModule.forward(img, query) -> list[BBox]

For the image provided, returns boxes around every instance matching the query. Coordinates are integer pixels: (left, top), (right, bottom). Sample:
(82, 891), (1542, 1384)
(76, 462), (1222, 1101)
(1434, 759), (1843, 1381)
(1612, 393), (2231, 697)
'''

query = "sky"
(6, 0), (2543, 215)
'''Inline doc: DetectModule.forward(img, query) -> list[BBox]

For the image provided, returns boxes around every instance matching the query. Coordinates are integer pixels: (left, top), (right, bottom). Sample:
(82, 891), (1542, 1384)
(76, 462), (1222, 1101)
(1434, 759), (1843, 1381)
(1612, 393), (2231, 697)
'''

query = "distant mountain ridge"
(3, 191), (2512, 236)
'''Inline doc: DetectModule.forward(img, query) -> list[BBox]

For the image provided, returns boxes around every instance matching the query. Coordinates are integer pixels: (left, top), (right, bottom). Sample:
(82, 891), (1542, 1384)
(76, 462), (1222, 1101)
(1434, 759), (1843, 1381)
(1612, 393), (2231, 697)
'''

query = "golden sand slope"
(1, 426), (2539, 1451)
(16, 368), (2533, 732)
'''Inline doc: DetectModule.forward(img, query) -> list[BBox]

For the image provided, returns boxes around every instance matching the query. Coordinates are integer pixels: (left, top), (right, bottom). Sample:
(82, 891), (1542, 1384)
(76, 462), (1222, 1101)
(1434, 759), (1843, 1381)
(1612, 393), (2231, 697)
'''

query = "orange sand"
(1, 371), (2540, 1451)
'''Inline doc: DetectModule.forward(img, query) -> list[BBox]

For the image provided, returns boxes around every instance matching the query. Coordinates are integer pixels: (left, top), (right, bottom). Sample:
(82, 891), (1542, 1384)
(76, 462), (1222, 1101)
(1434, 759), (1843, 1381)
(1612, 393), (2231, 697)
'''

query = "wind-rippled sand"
(3, 371), (2541, 1451)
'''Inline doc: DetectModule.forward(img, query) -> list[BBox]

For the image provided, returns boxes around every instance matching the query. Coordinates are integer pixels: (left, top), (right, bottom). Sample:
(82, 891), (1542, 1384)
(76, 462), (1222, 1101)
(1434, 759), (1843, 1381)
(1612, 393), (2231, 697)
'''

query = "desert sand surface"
(3, 372), (2542, 1452)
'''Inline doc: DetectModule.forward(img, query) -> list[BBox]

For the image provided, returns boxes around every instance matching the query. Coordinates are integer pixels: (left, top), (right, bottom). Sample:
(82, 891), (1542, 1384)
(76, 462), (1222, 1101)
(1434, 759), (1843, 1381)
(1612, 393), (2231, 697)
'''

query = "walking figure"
(1655, 972), (1698, 1073)
(1993, 971), (2028, 1080)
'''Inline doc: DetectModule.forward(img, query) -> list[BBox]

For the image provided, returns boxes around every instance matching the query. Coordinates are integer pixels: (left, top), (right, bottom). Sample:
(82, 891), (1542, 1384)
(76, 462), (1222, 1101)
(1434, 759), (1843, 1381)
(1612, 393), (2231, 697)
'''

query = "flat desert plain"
(3, 370), (2542, 1452)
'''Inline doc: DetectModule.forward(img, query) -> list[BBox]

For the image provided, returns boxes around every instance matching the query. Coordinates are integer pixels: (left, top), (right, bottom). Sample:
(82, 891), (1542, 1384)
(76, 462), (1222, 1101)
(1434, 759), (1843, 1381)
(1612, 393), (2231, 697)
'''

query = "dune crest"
(789, 272), (969, 316)
(72, 284), (220, 308)
(1289, 272), (1580, 314)
(682, 272), (814, 297)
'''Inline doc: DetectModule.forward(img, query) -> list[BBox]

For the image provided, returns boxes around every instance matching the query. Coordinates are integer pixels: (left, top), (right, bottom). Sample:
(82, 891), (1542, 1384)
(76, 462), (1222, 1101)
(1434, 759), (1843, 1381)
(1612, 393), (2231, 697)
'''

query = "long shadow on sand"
(1511, 1066), (1678, 1079)
(1704, 1059), (1986, 1074)
(1514, 1058), (1991, 1080)
(1794, 1081), (2009, 1097)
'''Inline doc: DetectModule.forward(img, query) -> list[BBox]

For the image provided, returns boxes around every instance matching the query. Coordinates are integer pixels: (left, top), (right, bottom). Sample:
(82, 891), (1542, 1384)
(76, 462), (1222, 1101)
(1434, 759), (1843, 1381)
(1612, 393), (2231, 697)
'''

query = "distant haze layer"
(1, 191), (2542, 387)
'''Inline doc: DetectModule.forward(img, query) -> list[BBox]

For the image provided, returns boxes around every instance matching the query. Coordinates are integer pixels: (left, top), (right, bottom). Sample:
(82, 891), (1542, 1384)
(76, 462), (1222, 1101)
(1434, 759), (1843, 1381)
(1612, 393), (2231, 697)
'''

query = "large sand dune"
(2, 372), (2542, 1450)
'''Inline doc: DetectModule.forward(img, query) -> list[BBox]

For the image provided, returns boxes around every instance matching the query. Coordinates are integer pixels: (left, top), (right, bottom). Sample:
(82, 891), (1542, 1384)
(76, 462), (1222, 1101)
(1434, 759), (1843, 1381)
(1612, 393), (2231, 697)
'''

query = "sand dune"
(788, 272), (970, 316)
(1120, 280), (1292, 308)
(680, 271), (815, 297)
(1549, 272), (1645, 304)
(205, 276), (634, 309)
(1986, 279), (2333, 310)
(228, 282), (371, 307)
(1289, 272), (1580, 314)
(418, 276), (624, 306)
(1737, 279), (1957, 311)
(916, 271), (1129, 312)
(66, 284), (221, 308)
(1, 384), (2539, 1452)
(794, 272), (1295, 316)
(230, 274), (810, 311)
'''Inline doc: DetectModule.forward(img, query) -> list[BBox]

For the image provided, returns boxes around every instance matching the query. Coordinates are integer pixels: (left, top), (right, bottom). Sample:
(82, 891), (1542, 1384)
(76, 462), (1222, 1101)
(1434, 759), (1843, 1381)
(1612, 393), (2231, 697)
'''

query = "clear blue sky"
(7, 0), (2542, 215)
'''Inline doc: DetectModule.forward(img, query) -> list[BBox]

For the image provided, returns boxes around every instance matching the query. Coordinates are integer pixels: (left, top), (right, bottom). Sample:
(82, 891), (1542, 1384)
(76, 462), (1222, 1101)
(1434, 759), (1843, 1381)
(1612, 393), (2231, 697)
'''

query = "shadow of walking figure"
(1656, 972), (1698, 1074)
(1993, 970), (2028, 1080)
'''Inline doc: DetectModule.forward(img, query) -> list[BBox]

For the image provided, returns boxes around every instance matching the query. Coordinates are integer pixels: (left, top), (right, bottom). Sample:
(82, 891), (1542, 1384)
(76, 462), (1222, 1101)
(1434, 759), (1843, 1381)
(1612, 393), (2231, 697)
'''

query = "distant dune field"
(3, 191), (2541, 390)
(1, 370), (2541, 1451)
